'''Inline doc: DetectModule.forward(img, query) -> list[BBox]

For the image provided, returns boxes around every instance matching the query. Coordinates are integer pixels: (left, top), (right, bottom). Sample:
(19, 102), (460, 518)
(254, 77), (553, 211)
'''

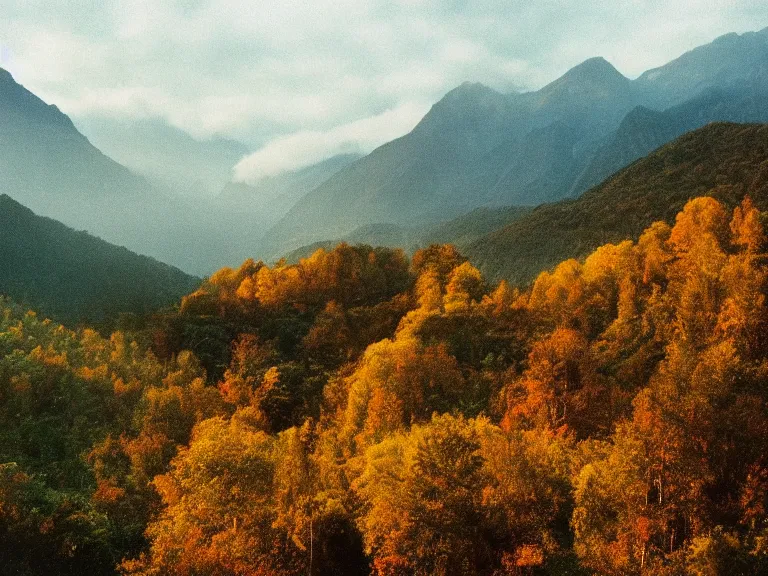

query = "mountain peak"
(0, 67), (80, 132)
(635, 26), (768, 109)
(561, 56), (628, 84)
(441, 81), (503, 103)
(412, 81), (510, 139)
(712, 31), (741, 44)
(534, 56), (630, 108)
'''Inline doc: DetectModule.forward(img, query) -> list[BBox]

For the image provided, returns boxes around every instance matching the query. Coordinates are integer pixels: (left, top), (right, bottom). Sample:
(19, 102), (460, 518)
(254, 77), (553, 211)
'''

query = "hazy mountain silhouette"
(0, 67), (243, 275)
(466, 123), (768, 284)
(0, 194), (198, 325)
(634, 26), (768, 109)
(573, 82), (768, 194)
(74, 116), (249, 197)
(264, 28), (768, 257)
(5, 27), (768, 274)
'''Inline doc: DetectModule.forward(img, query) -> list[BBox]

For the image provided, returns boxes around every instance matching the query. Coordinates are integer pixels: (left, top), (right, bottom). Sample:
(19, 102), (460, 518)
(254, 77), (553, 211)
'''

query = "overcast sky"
(2, 1), (767, 181)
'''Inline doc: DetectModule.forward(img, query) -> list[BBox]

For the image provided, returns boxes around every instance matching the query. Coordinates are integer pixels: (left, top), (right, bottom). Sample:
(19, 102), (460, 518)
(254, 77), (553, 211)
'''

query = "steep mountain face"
(467, 121), (585, 206)
(525, 56), (636, 141)
(0, 68), (233, 275)
(74, 116), (249, 197)
(264, 60), (637, 256)
(573, 82), (768, 194)
(0, 68), (270, 275)
(264, 28), (768, 257)
(466, 123), (768, 285)
(0, 68), (147, 206)
(635, 26), (768, 109)
(0, 194), (199, 325)
(259, 82), (529, 257)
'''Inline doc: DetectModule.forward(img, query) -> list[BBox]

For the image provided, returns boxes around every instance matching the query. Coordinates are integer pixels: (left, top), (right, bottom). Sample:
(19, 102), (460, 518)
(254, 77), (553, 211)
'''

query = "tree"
(354, 414), (490, 576)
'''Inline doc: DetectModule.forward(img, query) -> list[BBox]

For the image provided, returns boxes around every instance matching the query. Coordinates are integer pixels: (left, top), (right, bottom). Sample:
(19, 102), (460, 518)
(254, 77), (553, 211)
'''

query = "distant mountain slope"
(264, 61), (637, 255)
(0, 68), (148, 206)
(259, 82), (530, 257)
(74, 116), (249, 197)
(0, 194), (199, 324)
(218, 153), (361, 225)
(466, 123), (768, 285)
(0, 67), (249, 275)
(635, 26), (768, 109)
(420, 205), (533, 247)
(573, 82), (768, 194)
(264, 28), (768, 257)
(279, 205), (533, 265)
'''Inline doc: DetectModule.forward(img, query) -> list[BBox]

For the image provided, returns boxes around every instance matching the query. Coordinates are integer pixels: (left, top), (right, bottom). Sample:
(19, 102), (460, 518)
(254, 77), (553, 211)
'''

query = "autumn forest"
(1, 193), (767, 575)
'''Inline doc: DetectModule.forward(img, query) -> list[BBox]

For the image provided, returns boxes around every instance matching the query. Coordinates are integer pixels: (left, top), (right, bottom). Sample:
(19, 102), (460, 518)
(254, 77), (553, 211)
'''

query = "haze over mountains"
(0, 194), (198, 324)
(263, 26), (768, 256)
(467, 122), (768, 284)
(0, 66), (242, 275)
(2, 26), (768, 279)
(73, 116), (249, 197)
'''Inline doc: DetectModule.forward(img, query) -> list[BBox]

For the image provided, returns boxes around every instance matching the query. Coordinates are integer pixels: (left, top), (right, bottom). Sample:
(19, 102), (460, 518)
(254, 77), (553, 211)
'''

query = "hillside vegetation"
(468, 122), (768, 284)
(0, 194), (199, 325)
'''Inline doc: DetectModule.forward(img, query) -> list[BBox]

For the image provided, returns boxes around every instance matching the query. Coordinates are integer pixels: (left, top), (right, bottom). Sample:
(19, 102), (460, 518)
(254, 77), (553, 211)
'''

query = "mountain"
(0, 67), (148, 209)
(6, 27), (768, 274)
(466, 123), (768, 285)
(259, 82), (528, 257)
(263, 28), (768, 258)
(218, 153), (361, 225)
(574, 81), (768, 194)
(635, 26), (768, 109)
(0, 67), (258, 276)
(0, 194), (199, 325)
(279, 205), (533, 266)
(262, 61), (636, 256)
(420, 205), (533, 247)
(523, 56), (635, 141)
(74, 116), (249, 197)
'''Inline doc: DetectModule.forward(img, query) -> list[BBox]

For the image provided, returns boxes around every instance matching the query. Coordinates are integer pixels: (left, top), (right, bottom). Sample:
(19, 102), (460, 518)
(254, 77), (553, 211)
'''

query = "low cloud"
(3, 1), (768, 176)
(233, 102), (428, 182)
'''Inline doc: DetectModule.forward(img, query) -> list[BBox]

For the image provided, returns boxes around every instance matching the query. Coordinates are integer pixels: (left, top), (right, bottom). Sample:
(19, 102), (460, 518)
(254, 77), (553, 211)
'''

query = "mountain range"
(0, 66), (241, 275)
(2, 26), (768, 279)
(262, 27), (768, 257)
(73, 116), (249, 197)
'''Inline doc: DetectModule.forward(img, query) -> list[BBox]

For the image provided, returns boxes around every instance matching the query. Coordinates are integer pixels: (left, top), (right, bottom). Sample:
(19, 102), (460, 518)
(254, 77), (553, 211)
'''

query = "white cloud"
(233, 102), (429, 182)
(2, 0), (767, 175)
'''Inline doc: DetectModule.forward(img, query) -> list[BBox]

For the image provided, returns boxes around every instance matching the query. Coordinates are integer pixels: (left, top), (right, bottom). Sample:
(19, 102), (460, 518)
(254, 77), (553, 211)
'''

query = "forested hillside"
(280, 205), (533, 264)
(0, 194), (199, 325)
(468, 122), (768, 284)
(3, 192), (768, 574)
